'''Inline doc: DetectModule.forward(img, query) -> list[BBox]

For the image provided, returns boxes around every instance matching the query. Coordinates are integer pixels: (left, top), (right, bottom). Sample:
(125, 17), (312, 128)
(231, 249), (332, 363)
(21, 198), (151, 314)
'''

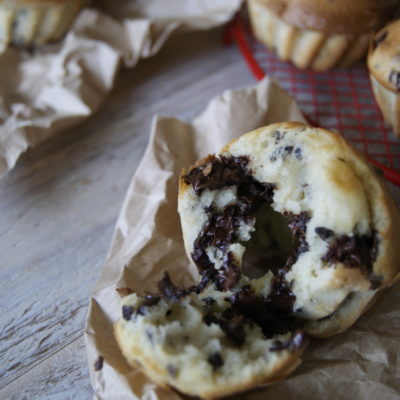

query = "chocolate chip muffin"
(0, 0), (90, 47)
(247, 0), (399, 71)
(368, 18), (400, 136)
(115, 122), (400, 399)
(178, 122), (400, 337)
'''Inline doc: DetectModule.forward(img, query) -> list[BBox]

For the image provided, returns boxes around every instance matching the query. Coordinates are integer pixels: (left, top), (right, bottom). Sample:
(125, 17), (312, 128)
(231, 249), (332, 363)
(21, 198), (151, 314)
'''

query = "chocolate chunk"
(94, 356), (104, 371)
(321, 231), (378, 273)
(272, 130), (285, 144)
(203, 297), (216, 306)
(183, 155), (251, 196)
(315, 227), (334, 239)
(116, 287), (133, 297)
(284, 146), (294, 154)
(369, 274), (383, 290)
(137, 294), (161, 315)
(167, 364), (178, 378)
(158, 273), (187, 301)
(389, 70), (400, 92)
(122, 305), (134, 320)
(294, 147), (302, 160)
(207, 352), (224, 369)
(373, 30), (388, 50)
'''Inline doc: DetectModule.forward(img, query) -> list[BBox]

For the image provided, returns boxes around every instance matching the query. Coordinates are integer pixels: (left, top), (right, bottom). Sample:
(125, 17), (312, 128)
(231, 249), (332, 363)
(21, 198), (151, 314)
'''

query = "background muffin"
(368, 18), (400, 137)
(0, 0), (90, 47)
(247, 0), (399, 71)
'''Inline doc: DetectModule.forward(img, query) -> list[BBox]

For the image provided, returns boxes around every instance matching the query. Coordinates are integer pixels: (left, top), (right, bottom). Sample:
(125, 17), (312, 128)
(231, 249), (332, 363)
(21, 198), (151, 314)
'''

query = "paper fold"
(0, 0), (241, 176)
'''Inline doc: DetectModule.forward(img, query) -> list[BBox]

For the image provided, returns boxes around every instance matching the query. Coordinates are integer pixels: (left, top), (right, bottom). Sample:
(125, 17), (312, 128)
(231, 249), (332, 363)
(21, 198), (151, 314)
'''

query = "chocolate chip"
(373, 30), (388, 50)
(122, 305), (134, 320)
(203, 297), (216, 306)
(294, 147), (302, 160)
(158, 273), (187, 301)
(272, 130), (285, 144)
(94, 356), (104, 371)
(321, 231), (378, 274)
(207, 352), (224, 369)
(315, 227), (334, 239)
(167, 364), (178, 378)
(116, 287), (133, 297)
(137, 294), (161, 315)
(389, 70), (400, 92)
(165, 309), (172, 316)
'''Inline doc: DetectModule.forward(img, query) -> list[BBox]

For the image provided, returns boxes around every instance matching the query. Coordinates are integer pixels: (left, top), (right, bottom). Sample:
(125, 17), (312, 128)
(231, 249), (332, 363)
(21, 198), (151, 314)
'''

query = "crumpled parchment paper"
(0, 0), (241, 176)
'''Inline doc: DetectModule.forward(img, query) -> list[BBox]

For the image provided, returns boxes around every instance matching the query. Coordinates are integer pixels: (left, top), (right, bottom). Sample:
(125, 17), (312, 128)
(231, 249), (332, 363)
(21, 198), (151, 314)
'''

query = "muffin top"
(368, 18), (400, 93)
(252, 0), (399, 34)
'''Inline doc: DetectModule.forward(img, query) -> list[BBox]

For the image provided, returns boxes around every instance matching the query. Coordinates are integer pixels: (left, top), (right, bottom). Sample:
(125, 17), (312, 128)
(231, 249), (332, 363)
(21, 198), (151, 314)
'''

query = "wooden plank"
(0, 337), (92, 399)
(0, 28), (253, 393)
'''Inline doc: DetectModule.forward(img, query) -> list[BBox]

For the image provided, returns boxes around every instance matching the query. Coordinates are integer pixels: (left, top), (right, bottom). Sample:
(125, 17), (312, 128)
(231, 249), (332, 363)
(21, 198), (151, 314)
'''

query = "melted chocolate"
(186, 155), (275, 291)
(207, 284), (304, 344)
(321, 232), (378, 274)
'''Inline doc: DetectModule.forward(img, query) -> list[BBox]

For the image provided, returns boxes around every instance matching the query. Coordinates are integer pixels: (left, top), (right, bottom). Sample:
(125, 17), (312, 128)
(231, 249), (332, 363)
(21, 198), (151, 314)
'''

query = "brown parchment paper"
(0, 0), (241, 176)
(84, 78), (400, 400)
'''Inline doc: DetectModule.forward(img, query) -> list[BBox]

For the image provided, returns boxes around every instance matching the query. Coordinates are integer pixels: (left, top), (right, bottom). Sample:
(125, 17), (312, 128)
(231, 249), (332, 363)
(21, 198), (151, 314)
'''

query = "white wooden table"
(0, 28), (255, 399)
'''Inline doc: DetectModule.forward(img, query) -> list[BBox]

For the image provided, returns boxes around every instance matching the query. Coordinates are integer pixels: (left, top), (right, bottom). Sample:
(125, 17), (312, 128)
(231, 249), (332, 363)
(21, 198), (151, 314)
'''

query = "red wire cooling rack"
(224, 13), (400, 186)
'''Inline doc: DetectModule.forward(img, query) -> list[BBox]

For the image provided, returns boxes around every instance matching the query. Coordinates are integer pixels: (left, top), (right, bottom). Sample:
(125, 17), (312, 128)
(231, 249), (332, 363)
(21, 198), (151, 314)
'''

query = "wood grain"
(0, 28), (253, 398)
